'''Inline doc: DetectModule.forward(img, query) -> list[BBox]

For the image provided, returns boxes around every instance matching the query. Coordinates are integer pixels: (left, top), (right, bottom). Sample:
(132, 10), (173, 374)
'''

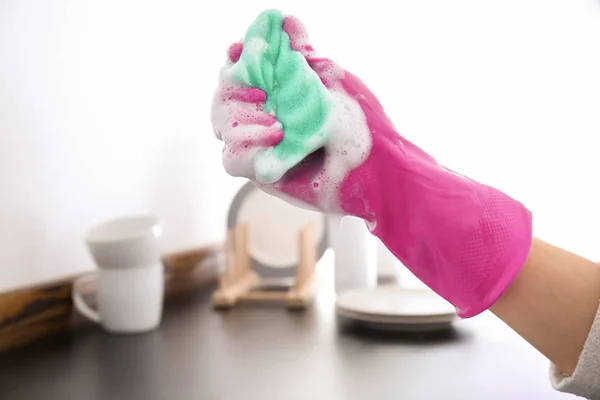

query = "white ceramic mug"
(72, 214), (164, 334)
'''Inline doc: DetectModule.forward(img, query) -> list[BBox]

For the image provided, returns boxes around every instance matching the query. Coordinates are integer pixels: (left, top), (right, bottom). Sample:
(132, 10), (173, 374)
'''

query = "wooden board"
(0, 244), (223, 353)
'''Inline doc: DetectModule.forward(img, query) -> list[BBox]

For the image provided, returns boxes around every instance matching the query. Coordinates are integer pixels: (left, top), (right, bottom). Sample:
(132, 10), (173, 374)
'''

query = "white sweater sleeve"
(551, 302), (600, 399)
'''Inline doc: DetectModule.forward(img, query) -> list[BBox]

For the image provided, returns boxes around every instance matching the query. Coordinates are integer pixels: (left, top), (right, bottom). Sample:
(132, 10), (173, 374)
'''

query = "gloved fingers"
(212, 81), (284, 179)
(282, 15), (343, 89)
(282, 16), (317, 59)
(227, 41), (244, 63)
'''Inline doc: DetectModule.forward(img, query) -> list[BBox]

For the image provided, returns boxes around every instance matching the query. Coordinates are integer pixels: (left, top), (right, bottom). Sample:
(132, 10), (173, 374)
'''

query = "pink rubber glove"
(212, 15), (533, 318)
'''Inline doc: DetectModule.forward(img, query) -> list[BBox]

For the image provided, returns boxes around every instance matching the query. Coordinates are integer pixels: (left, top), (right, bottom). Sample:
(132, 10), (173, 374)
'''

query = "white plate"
(228, 182), (328, 278)
(336, 307), (456, 325)
(337, 310), (454, 332)
(336, 287), (457, 323)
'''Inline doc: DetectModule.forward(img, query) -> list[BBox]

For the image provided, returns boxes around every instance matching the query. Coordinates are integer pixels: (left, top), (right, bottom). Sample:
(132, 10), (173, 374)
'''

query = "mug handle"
(72, 273), (101, 323)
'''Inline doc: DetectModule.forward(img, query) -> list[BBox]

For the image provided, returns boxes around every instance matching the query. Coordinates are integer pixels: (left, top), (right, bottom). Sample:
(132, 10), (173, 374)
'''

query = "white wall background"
(1, 0), (600, 291)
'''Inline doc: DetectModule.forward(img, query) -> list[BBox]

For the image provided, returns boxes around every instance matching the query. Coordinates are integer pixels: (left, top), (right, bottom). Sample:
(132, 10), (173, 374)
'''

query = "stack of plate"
(336, 287), (457, 332)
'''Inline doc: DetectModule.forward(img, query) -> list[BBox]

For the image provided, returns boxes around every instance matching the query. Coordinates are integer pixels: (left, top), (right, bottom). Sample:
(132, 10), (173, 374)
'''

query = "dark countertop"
(0, 267), (568, 400)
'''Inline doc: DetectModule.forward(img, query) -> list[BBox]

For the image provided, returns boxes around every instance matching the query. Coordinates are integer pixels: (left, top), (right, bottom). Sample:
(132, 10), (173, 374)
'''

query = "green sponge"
(228, 9), (333, 184)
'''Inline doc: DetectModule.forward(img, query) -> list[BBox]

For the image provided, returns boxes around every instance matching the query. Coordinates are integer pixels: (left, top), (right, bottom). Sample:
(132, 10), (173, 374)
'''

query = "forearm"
(491, 237), (600, 375)
(360, 142), (533, 317)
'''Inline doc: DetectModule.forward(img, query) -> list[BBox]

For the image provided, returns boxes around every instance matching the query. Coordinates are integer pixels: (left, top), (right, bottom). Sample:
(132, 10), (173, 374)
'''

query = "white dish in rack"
(227, 182), (328, 279)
